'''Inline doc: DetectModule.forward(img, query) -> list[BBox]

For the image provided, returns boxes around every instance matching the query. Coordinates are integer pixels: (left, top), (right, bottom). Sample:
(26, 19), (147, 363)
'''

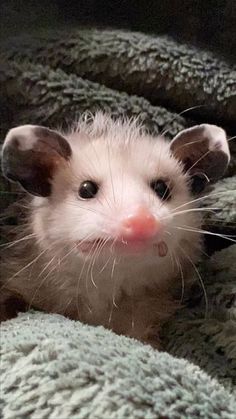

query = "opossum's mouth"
(76, 239), (108, 254)
(76, 238), (168, 257)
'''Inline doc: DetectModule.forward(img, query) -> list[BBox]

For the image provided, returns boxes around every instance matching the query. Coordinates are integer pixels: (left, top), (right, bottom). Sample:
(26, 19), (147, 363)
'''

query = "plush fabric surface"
(0, 247), (236, 418)
(0, 26), (236, 418)
(1, 314), (236, 418)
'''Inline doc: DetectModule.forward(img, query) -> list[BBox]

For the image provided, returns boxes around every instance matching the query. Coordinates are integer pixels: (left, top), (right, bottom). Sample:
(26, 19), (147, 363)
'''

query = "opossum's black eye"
(190, 174), (208, 195)
(78, 181), (99, 199)
(150, 179), (171, 200)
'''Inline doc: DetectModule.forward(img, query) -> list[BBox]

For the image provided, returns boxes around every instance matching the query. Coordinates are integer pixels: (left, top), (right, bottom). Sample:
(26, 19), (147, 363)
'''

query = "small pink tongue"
(157, 241), (168, 257)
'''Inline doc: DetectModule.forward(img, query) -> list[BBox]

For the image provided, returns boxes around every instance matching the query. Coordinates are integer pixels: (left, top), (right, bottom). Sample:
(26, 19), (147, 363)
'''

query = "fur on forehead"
(66, 113), (185, 181)
(68, 112), (148, 145)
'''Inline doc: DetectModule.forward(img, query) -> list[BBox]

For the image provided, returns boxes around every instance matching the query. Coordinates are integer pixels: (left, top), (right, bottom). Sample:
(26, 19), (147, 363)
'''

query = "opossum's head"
(2, 114), (230, 268)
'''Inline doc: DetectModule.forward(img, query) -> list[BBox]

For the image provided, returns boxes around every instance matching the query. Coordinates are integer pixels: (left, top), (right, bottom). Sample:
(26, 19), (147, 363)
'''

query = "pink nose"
(120, 207), (159, 241)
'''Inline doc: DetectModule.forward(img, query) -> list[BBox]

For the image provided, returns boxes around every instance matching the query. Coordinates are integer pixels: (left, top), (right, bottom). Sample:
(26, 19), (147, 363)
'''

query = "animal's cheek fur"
(31, 205), (52, 247)
(167, 211), (202, 261)
(32, 199), (104, 249)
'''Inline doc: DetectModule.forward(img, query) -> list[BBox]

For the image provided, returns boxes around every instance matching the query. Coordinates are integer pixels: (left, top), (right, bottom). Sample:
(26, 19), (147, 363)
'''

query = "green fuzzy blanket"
(0, 27), (236, 418)
(0, 245), (236, 418)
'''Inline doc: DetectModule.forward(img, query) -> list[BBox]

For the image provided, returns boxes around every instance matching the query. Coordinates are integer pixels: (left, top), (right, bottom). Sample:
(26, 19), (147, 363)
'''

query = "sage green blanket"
(0, 27), (236, 418)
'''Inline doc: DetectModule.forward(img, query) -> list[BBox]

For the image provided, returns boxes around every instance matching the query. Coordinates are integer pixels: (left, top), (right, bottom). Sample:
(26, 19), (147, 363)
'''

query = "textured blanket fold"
(0, 26), (235, 418)
(1, 29), (236, 125)
(1, 307), (236, 419)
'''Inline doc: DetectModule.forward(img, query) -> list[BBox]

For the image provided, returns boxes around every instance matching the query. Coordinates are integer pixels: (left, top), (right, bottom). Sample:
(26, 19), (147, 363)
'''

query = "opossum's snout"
(77, 206), (167, 257)
(119, 207), (160, 243)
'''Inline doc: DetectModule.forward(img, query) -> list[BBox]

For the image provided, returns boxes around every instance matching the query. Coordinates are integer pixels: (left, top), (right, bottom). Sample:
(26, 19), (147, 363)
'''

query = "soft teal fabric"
(1, 245), (236, 418)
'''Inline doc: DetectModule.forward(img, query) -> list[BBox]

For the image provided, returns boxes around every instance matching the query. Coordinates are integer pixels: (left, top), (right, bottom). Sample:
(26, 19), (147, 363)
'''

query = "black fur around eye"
(78, 181), (99, 199)
(150, 179), (171, 200)
(191, 175), (208, 195)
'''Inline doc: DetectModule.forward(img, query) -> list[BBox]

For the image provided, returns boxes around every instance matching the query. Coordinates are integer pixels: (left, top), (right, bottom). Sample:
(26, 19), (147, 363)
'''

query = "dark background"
(1, 0), (235, 61)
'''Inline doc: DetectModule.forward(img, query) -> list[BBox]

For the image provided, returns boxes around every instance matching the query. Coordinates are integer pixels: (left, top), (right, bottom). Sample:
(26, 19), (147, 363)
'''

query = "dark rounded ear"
(170, 124), (230, 194)
(1, 125), (72, 197)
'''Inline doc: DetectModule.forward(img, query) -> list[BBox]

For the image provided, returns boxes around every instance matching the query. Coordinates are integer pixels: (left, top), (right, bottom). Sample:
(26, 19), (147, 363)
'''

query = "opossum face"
(2, 114), (230, 266)
(34, 132), (197, 261)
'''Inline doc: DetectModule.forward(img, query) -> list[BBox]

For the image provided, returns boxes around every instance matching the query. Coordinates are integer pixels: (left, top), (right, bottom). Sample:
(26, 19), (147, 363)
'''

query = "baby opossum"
(0, 113), (230, 347)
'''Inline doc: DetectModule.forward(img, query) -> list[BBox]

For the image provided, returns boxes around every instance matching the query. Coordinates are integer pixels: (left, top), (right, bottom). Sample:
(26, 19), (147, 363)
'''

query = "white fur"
(4, 125), (38, 151)
(172, 123), (230, 162)
(200, 124), (230, 159)
(31, 114), (201, 316)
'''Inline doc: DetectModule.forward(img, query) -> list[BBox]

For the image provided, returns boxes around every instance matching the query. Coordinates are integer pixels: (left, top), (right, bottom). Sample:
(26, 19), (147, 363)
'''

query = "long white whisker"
(40, 244), (79, 289)
(161, 105), (206, 137)
(108, 253), (118, 325)
(111, 256), (118, 309)
(98, 245), (113, 274)
(173, 225), (236, 243)
(168, 247), (176, 273)
(0, 233), (36, 249)
(0, 246), (51, 293)
(76, 253), (91, 317)
(67, 232), (96, 318)
(168, 191), (229, 214)
(90, 239), (106, 289)
(177, 243), (208, 317)
(89, 140), (114, 212)
(66, 200), (107, 217)
(85, 239), (101, 295)
(107, 138), (116, 205)
(172, 250), (185, 303)
(28, 253), (62, 309)
(227, 135), (236, 142)
(186, 148), (212, 176)
(37, 255), (57, 279)
(75, 232), (100, 317)
(162, 207), (219, 219)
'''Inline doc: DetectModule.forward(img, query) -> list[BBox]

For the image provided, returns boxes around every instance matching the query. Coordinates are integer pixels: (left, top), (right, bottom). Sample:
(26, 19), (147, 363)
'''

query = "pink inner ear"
(2, 125), (72, 197)
(170, 124), (230, 182)
(213, 141), (222, 150)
